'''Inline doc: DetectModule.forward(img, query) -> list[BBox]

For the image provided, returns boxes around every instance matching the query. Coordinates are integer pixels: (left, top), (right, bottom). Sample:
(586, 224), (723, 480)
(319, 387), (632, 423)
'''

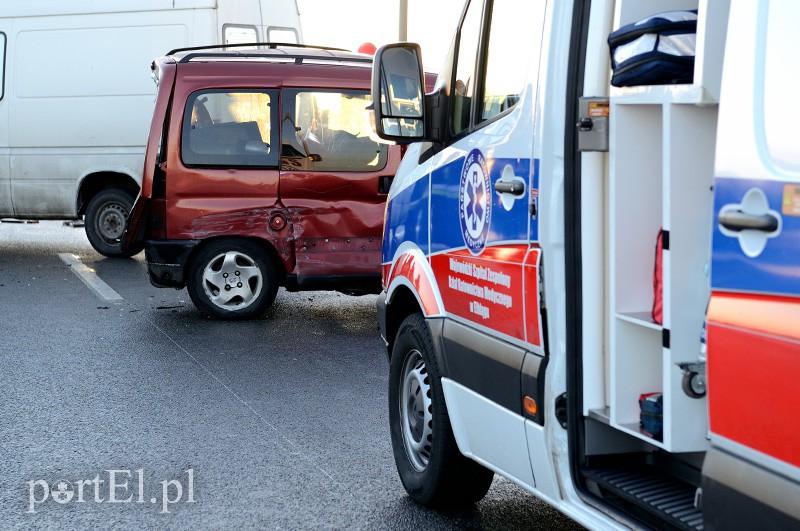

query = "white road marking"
(58, 253), (124, 302)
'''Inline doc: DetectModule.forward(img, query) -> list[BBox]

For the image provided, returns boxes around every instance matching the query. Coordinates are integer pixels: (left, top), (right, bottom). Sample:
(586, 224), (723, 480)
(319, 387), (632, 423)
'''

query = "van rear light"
(147, 199), (167, 239)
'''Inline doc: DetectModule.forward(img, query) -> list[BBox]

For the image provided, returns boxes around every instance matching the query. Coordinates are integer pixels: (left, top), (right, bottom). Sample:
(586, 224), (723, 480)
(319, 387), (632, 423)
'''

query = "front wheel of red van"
(389, 313), (494, 508)
(187, 239), (278, 320)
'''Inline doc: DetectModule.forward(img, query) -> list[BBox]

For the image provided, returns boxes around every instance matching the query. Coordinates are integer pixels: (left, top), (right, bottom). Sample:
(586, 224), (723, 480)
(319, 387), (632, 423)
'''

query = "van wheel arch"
(385, 286), (424, 359)
(77, 172), (140, 216)
(385, 286), (450, 375)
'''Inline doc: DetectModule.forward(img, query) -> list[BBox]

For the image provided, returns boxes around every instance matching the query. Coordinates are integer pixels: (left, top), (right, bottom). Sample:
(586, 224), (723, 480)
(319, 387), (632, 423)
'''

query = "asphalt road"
(0, 221), (584, 530)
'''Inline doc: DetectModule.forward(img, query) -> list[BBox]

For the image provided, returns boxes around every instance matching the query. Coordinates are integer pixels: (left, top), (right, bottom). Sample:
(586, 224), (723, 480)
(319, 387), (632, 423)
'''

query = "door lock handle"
(378, 175), (394, 194)
(494, 180), (525, 196)
(718, 210), (779, 233)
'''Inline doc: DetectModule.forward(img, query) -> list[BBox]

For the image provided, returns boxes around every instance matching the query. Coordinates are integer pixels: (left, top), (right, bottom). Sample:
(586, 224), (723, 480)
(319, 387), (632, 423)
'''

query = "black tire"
(85, 188), (141, 258)
(389, 313), (494, 507)
(186, 239), (278, 320)
(682, 371), (707, 399)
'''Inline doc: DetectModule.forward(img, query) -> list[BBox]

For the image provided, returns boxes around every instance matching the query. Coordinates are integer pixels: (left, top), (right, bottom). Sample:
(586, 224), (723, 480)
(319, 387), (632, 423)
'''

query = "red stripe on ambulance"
(386, 252), (443, 316)
(431, 244), (539, 344)
(707, 292), (800, 468)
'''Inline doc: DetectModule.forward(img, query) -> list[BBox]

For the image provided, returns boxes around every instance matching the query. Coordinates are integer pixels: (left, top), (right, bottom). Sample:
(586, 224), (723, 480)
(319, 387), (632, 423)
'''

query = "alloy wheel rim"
(201, 251), (263, 311)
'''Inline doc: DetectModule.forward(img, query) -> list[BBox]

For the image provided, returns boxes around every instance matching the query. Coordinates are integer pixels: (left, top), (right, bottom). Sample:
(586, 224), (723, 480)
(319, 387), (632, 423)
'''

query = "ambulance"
(371, 0), (799, 529)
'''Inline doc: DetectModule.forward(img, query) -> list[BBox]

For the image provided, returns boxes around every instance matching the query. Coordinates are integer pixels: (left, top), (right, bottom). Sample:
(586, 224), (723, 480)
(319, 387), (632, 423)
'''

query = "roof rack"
(167, 42), (349, 56)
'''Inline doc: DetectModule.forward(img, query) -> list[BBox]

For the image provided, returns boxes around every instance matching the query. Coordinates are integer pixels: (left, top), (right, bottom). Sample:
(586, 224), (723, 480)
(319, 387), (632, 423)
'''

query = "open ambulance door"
(703, 1), (800, 527)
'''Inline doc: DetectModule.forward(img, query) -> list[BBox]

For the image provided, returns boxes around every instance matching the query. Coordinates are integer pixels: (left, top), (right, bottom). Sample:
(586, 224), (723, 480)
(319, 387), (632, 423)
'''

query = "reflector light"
(523, 396), (538, 416)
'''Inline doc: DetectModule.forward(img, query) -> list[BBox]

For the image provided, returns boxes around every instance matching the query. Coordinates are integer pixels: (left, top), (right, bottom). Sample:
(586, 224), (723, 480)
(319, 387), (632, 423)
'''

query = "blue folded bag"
(639, 392), (663, 440)
(608, 10), (697, 87)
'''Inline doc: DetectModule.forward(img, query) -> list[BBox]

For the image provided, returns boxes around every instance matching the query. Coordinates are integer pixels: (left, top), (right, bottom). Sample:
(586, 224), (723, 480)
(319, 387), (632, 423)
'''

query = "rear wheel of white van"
(389, 313), (494, 507)
(85, 188), (141, 258)
(187, 239), (278, 320)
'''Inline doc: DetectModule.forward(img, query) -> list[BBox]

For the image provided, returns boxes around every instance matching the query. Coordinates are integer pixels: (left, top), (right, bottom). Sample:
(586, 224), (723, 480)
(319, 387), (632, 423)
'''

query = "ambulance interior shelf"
(609, 0), (730, 104)
(593, 0), (728, 452)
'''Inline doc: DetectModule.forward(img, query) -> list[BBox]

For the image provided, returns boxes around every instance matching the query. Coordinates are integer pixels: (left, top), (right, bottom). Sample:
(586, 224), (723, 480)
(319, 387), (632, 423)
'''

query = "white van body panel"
(0, 0), (302, 219)
(8, 14), (190, 217)
(442, 378), (536, 488)
(0, 29), (10, 214)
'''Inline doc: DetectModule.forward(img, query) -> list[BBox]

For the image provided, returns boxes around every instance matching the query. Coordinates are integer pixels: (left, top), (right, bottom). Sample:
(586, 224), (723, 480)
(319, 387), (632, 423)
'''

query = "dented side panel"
(155, 59), (397, 283)
(279, 160), (394, 277)
(279, 198), (384, 277)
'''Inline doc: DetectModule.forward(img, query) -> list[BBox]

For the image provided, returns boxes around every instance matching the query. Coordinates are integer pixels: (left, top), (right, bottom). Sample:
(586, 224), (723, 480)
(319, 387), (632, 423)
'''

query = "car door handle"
(494, 181), (525, 196)
(378, 175), (393, 194)
(718, 210), (779, 233)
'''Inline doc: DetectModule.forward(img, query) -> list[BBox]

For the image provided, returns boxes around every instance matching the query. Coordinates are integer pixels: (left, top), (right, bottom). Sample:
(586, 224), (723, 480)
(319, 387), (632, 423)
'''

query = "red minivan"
(124, 44), (403, 319)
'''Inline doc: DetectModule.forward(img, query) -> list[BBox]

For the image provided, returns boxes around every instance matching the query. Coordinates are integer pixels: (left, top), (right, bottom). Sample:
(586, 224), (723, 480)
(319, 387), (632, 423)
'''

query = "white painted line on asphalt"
(58, 253), (124, 302)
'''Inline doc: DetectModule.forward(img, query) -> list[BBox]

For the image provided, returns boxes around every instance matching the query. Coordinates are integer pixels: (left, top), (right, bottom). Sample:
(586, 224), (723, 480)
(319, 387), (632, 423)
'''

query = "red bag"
(652, 228), (664, 325)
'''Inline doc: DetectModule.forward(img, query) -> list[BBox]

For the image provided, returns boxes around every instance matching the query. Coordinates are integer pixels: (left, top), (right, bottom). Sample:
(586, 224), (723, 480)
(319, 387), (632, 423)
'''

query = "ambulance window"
(451, 0), (483, 136)
(479, 0), (545, 123)
(0, 33), (5, 100)
(763, 3), (800, 171)
(181, 90), (279, 168)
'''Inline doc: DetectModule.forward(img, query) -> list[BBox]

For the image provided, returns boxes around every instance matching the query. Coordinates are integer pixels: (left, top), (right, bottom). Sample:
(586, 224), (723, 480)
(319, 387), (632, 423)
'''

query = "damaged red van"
(123, 44), (404, 319)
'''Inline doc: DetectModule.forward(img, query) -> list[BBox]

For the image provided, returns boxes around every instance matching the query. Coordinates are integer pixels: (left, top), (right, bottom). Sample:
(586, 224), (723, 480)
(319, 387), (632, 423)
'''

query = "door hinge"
(555, 393), (568, 429)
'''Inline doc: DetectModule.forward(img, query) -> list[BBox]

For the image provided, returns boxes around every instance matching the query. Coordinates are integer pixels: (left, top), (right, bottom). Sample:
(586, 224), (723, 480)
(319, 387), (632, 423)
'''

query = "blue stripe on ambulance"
(382, 174), (430, 264)
(429, 156), (538, 255)
(711, 177), (800, 296)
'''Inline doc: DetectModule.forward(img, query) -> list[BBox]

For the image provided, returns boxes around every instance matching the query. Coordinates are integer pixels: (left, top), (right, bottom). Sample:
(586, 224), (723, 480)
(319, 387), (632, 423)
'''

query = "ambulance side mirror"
(371, 43), (426, 143)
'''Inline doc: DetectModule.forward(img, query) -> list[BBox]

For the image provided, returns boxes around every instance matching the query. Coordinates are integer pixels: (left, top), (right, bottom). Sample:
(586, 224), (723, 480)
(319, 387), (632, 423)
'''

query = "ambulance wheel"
(187, 239), (278, 320)
(85, 188), (140, 258)
(389, 313), (494, 507)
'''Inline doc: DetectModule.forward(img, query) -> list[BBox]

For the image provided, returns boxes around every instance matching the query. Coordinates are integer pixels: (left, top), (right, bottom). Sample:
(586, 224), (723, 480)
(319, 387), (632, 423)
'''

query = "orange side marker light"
(523, 396), (538, 416)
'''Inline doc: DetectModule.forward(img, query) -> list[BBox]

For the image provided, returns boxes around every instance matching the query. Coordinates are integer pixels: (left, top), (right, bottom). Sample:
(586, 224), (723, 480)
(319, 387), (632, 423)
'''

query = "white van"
(0, 0), (302, 256)
(372, 0), (800, 529)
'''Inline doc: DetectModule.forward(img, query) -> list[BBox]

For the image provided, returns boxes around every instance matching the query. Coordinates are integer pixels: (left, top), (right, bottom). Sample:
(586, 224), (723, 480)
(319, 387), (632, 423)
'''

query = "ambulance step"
(584, 466), (703, 530)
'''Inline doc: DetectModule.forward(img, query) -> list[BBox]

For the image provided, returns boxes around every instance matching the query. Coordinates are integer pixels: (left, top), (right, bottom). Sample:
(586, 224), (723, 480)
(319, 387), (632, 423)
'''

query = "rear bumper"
(145, 240), (199, 288)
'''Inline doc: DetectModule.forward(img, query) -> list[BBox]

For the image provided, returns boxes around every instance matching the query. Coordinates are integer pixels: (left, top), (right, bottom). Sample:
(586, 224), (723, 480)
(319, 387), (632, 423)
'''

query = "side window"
(450, 0), (483, 136)
(268, 27), (299, 44)
(763, 2), (800, 171)
(479, 0), (544, 123)
(0, 32), (5, 100)
(181, 90), (278, 168)
(281, 89), (388, 172)
(223, 25), (258, 45)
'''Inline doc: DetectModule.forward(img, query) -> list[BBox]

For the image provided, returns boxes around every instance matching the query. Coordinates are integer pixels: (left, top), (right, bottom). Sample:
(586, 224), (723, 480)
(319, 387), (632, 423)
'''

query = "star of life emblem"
(459, 149), (492, 255)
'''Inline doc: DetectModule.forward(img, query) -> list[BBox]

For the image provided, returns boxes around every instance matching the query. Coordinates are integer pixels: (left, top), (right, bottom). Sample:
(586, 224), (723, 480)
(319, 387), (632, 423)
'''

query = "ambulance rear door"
(703, 1), (800, 527)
